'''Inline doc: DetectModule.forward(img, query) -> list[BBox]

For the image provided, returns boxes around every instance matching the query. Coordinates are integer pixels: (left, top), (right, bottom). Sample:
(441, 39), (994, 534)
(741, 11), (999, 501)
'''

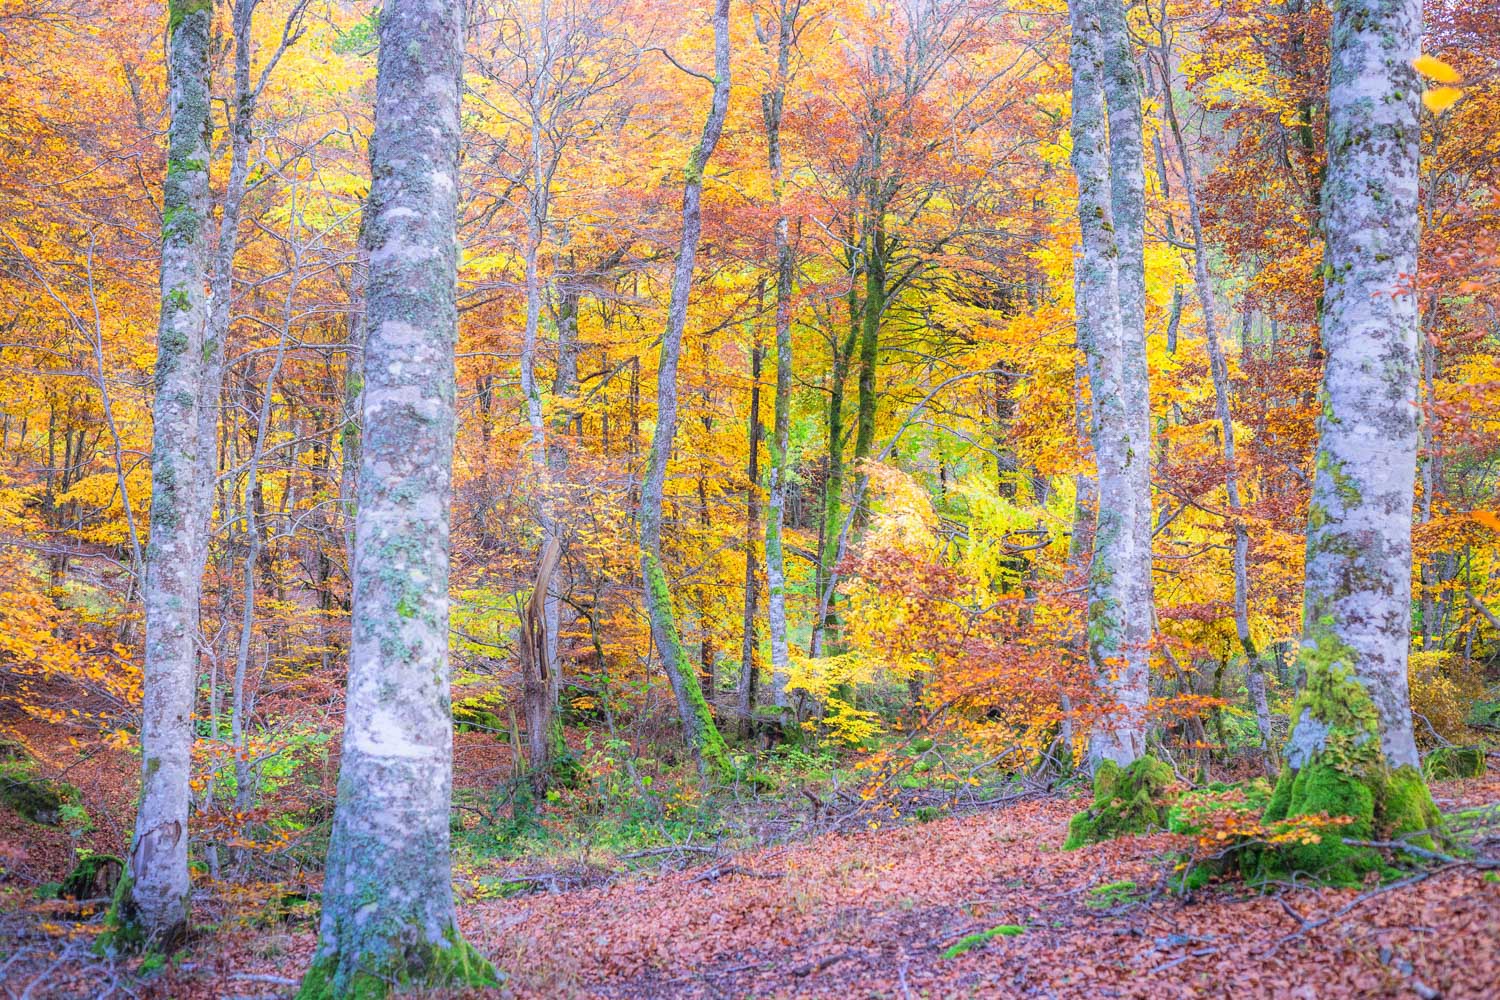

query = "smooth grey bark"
(756, 0), (802, 718)
(303, 0), (496, 994)
(638, 0), (733, 778)
(1296, 0), (1423, 771)
(1068, 0), (1154, 769)
(1149, 36), (1276, 767)
(543, 280), (581, 728)
(117, 0), (215, 947)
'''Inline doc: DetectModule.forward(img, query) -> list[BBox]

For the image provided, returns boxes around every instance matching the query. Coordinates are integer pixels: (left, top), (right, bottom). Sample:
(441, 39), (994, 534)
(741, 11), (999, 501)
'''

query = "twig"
(1148, 947), (1220, 975)
(694, 864), (784, 884)
(620, 845), (718, 861)
(792, 949), (863, 977)
(228, 975), (299, 986)
(1342, 838), (1499, 867)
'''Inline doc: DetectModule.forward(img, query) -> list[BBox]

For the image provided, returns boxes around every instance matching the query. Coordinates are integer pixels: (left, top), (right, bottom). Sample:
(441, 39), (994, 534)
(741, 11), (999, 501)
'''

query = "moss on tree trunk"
(296, 927), (500, 1000)
(1254, 638), (1441, 885)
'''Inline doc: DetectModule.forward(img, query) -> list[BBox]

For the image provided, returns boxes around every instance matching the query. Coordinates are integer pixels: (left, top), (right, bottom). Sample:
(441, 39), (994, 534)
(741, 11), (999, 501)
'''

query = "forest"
(0, 0), (1497, 996)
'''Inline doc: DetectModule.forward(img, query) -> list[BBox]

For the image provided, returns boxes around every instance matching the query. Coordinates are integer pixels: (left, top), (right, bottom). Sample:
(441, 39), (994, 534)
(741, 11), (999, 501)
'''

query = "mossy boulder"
(1253, 638), (1442, 886)
(0, 760), (79, 826)
(1422, 745), (1486, 781)
(1064, 756), (1176, 850)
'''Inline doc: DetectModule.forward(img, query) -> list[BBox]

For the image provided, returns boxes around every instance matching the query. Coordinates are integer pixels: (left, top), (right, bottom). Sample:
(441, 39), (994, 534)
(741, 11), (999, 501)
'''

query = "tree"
(754, 0), (807, 723)
(101, 0), (215, 951)
(639, 0), (734, 780)
(299, 1), (499, 994)
(1146, 7), (1275, 769)
(1259, 0), (1440, 882)
(1067, 0), (1154, 770)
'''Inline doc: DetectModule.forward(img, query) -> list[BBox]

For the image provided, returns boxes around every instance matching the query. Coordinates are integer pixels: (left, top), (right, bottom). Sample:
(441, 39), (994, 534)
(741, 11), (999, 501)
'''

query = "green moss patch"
(941, 924), (1025, 959)
(1467, 699), (1500, 730)
(0, 759), (80, 826)
(61, 852), (124, 901)
(453, 701), (505, 735)
(1167, 779), (1272, 836)
(1085, 880), (1142, 909)
(1063, 756), (1176, 850)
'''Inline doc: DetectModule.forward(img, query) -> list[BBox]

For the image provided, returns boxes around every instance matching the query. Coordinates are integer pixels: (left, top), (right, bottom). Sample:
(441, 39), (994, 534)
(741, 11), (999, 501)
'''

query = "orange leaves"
(1471, 510), (1500, 534)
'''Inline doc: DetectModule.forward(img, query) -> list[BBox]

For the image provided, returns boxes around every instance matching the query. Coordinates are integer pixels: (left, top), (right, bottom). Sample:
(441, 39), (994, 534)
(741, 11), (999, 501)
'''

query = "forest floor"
(2, 766), (1498, 999)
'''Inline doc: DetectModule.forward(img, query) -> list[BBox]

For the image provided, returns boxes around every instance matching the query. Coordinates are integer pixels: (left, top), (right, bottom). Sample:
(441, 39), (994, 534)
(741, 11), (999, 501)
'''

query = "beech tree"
(299, 1), (498, 995)
(469, 0), (636, 790)
(1067, 0), (1154, 770)
(1259, 0), (1440, 881)
(102, 0), (216, 950)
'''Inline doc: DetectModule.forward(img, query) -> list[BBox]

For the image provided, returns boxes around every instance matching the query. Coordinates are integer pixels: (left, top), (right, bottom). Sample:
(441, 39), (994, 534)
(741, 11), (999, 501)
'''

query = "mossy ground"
(1063, 756), (1176, 850)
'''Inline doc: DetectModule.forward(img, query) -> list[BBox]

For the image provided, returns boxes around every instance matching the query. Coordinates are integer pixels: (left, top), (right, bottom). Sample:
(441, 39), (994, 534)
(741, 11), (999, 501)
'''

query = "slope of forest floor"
(2, 768), (1497, 999)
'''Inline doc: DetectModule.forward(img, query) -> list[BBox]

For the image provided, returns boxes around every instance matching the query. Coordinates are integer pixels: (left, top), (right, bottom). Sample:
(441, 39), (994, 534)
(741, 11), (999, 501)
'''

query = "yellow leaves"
(1423, 87), (1464, 115)
(1412, 54), (1461, 85)
(860, 461), (940, 553)
(819, 697), (884, 746)
(787, 650), (879, 702)
(1413, 54), (1464, 114)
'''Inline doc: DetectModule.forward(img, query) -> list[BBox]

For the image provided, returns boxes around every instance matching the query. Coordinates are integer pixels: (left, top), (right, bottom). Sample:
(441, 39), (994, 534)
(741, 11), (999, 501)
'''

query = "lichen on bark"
(299, 0), (496, 994)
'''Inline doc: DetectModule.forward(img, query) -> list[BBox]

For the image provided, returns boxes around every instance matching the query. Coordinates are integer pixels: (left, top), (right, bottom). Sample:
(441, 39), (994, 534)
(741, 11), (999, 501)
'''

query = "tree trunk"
(1292, 0), (1425, 771)
(1260, 0), (1438, 884)
(638, 0), (734, 781)
(811, 277), (860, 657)
(759, 0), (800, 719)
(518, 121), (562, 784)
(108, 0), (215, 951)
(851, 217), (886, 527)
(301, 1), (497, 994)
(523, 538), (564, 795)
(738, 338), (763, 720)
(1068, 0), (1154, 770)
